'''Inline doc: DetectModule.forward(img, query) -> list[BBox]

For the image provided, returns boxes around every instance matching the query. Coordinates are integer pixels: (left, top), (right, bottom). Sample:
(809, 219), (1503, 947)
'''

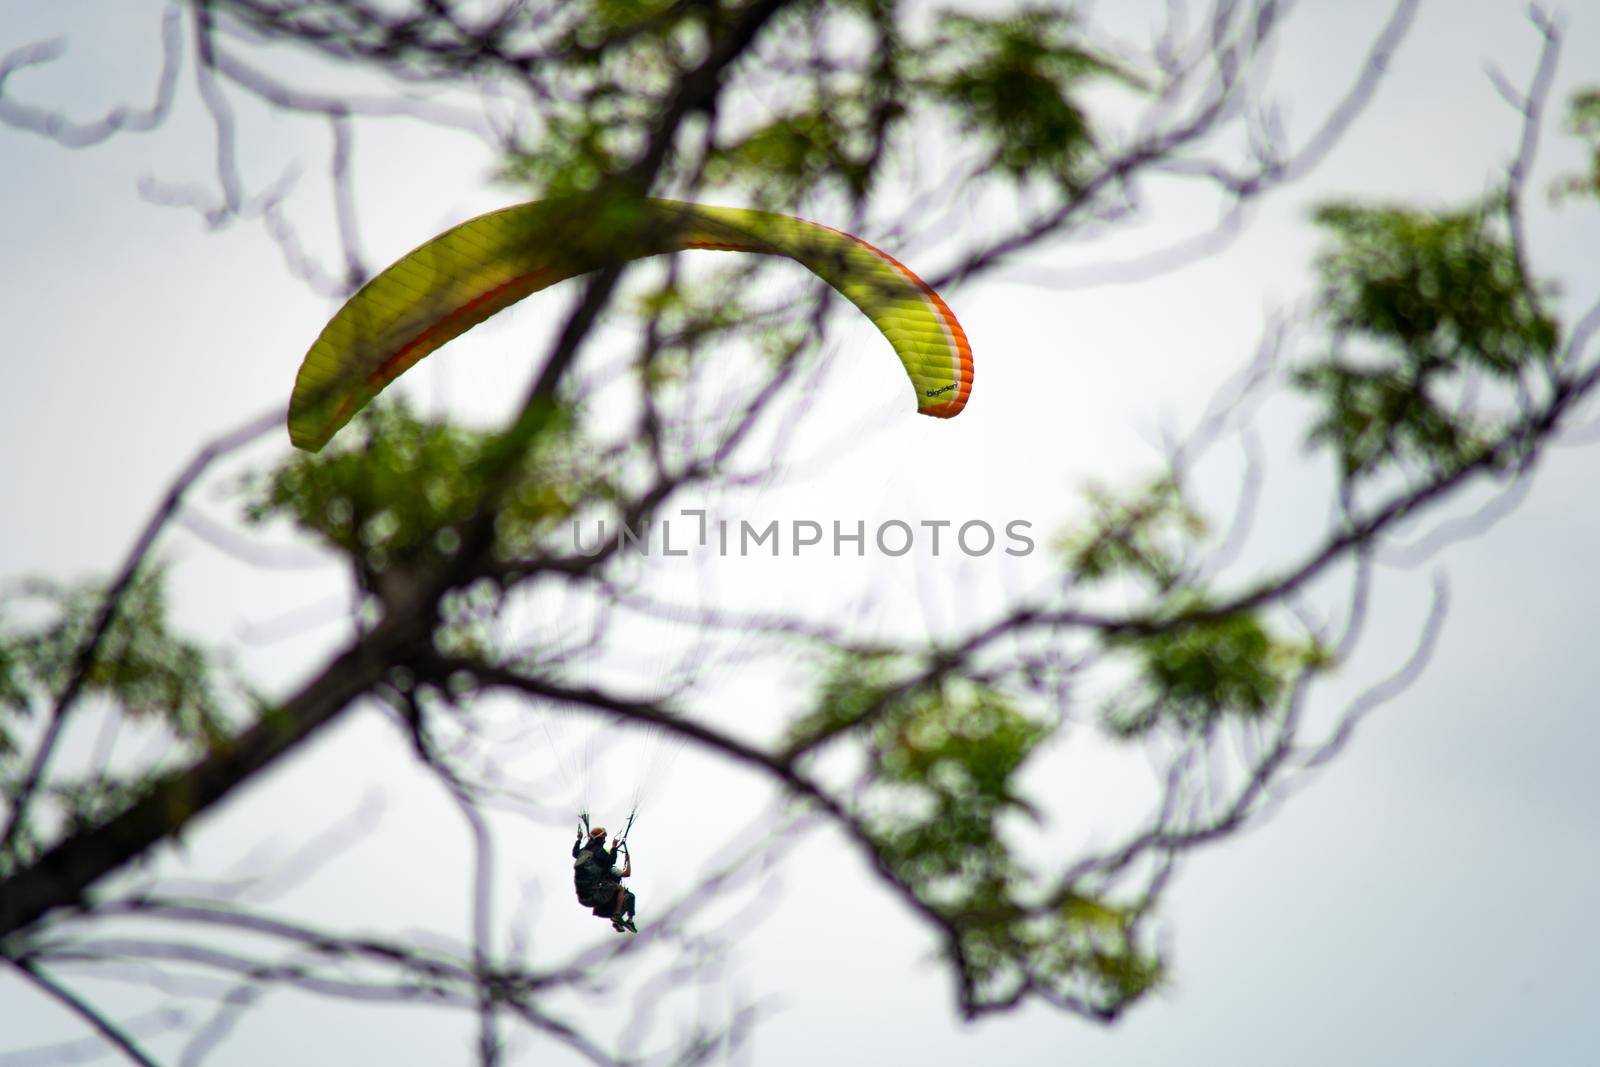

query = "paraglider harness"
(572, 810), (633, 911)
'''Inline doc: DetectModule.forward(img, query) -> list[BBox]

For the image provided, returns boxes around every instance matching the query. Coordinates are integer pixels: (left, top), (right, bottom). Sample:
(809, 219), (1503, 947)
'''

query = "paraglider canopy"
(287, 197), (974, 451)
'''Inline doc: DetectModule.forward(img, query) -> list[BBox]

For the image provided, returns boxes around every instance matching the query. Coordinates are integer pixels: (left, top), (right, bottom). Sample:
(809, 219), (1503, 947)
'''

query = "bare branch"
(7, 958), (165, 1067)
(0, 7), (183, 149)
(1, 408), (281, 859)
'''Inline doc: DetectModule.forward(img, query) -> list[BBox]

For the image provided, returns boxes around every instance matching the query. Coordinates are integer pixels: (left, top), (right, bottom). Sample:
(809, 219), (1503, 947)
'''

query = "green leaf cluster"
(710, 98), (887, 204)
(631, 271), (763, 378)
(245, 400), (600, 579)
(42, 773), (149, 839)
(496, 2), (715, 197)
(956, 891), (1163, 1012)
(496, 0), (1129, 207)
(0, 568), (234, 871)
(915, 7), (1128, 185)
(1296, 203), (1559, 480)
(1103, 597), (1329, 737)
(1058, 478), (1205, 593)
(1055, 479), (1327, 737)
(0, 569), (231, 757)
(795, 653), (1160, 1011)
(864, 675), (1043, 903)
(799, 654), (1042, 911)
(501, 112), (637, 199)
(1553, 87), (1600, 202)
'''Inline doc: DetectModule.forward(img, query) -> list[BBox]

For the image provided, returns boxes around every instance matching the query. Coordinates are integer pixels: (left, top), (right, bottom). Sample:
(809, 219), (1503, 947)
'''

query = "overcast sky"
(2, 1), (1598, 1064)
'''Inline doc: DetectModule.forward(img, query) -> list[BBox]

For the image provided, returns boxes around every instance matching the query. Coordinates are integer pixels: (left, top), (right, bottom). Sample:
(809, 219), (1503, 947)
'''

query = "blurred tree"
(1, 0), (1596, 1063)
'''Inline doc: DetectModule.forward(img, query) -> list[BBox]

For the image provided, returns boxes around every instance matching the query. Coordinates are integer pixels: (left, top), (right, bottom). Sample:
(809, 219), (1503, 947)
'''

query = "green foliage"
(956, 893), (1163, 1011)
(499, 1), (1125, 206)
(586, 0), (683, 40)
(1296, 203), (1559, 480)
(633, 273), (760, 369)
(0, 639), (27, 751)
(709, 101), (883, 203)
(501, 112), (636, 198)
(1054, 479), (1327, 737)
(864, 675), (1043, 895)
(1311, 204), (1557, 374)
(785, 648), (899, 751)
(794, 653), (1161, 1012)
(1553, 86), (1600, 202)
(799, 653), (1041, 908)
(0, 568), (234, 871)
(245, 400), (601, 580)
(0, 569), (231, 752)
(703, 0), (904, 203)
(1294, 360), (1490, 480)
(44, 774), (149, 838)
(495, 1), (717, 198)
(1103, 598), (1330, 737)
(1058, 478), (1206, 593)
(914, 7), (1130, 185)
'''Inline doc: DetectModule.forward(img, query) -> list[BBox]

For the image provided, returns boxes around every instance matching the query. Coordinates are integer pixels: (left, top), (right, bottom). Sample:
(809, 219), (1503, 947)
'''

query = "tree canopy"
(2, 1), (1598, 1063)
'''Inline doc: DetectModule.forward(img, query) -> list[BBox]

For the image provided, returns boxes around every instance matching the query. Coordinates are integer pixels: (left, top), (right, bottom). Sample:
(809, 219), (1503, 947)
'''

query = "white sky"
(2, 0), (1598, 1063)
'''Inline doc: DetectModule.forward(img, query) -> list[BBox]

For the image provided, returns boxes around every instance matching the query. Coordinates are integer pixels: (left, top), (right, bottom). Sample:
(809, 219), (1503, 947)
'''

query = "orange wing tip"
(919, 398), (967, 418)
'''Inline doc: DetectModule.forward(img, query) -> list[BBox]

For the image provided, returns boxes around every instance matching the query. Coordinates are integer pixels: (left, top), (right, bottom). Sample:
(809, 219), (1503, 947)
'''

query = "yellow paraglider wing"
(287, 198), (973, 452)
